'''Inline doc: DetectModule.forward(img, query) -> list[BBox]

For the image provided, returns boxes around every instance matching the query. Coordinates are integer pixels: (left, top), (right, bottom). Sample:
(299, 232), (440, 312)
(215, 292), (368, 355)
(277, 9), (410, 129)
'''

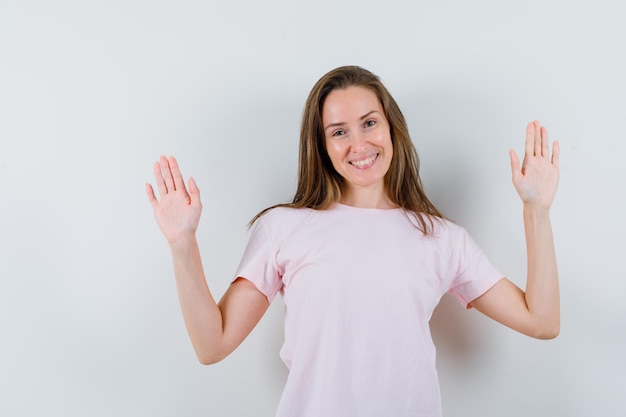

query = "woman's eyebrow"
(324, 110), (380, 131)
(359, 110), (379, 120)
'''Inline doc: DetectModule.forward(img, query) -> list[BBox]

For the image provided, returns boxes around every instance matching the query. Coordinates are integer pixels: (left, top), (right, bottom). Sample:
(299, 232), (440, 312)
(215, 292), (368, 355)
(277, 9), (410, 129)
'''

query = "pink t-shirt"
(234, 204), (503, 417)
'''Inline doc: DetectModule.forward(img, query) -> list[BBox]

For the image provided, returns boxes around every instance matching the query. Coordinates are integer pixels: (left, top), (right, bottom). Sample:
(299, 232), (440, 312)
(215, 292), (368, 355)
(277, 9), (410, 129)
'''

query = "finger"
(168, 156), (188, 195)
(533, 120), (542, 156)
(551, 140), (560, 168)
(541, 125), (549, 158)
(153, 161), (168, 196)
(145, 183), (158, 207)
(159, 155), (176, 192)
(524, 122), (534, 159)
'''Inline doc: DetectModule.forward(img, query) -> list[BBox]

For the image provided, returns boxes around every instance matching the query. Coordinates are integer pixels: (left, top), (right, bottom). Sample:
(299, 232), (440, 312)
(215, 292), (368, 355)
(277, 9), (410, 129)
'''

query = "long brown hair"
(250, 65), (445, 234)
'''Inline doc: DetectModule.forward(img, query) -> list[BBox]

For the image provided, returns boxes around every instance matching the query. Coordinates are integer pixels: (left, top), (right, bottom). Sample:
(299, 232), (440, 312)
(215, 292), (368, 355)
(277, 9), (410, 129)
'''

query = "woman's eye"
(332, 130), (345, 137)
(364, 120), (376, 128)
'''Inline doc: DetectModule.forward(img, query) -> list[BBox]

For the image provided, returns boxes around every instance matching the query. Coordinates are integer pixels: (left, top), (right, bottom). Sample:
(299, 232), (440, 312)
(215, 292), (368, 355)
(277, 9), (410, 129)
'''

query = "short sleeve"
(233, 217), (283, 303)
(447, 228), (504, 308)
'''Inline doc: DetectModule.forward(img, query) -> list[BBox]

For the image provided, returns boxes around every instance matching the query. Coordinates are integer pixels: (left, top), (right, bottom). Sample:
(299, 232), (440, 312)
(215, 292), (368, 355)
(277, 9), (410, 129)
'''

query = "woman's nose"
(349, 129), (368, 151)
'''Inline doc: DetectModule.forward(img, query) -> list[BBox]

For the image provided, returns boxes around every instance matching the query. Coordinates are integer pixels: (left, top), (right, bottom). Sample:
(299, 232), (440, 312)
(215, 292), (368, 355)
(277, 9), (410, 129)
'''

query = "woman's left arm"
(470, 120), (560, 339)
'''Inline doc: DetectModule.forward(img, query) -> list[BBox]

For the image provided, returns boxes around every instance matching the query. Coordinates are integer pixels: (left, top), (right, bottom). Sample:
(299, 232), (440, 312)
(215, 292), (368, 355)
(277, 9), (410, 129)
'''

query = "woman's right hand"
(146, 156), (202, 245)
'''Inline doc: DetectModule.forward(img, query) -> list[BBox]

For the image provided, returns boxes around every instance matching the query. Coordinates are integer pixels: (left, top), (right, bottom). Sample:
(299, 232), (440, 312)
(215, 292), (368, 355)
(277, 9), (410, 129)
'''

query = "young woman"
(146, 66), (560, 417)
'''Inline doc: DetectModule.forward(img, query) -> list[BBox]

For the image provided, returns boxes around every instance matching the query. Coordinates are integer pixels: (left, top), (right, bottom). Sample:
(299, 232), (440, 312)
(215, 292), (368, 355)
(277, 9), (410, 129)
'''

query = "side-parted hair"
(250, 65), (446, 234)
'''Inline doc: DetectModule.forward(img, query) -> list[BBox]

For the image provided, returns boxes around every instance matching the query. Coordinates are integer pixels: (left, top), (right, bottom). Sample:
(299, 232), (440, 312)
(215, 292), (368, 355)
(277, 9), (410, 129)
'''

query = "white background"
(1, 0), (624, 416)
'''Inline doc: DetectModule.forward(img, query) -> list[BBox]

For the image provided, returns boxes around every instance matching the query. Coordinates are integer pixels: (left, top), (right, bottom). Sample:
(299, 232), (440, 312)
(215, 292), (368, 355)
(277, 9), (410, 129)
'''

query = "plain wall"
(1, 0), (624, 416)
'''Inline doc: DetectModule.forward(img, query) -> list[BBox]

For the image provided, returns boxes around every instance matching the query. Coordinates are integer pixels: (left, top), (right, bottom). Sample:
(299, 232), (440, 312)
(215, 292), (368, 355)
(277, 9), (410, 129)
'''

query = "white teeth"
(351, 155), (376, 167)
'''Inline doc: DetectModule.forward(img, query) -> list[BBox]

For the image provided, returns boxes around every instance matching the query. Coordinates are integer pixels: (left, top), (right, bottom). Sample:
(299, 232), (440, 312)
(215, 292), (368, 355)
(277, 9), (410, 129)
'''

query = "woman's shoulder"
(252, 205), (315, 234)
(248, 206), (317, 248)
(426, 216), (479, 251)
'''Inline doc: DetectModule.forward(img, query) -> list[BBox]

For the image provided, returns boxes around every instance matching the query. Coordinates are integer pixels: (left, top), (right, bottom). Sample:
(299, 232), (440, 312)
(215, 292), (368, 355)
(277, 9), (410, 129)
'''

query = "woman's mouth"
(350, 154), (378, 169)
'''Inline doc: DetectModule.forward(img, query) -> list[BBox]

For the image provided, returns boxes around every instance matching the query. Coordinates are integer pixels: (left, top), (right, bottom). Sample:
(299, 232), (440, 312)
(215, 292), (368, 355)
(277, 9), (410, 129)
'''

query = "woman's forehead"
(322, 86), (383, 124)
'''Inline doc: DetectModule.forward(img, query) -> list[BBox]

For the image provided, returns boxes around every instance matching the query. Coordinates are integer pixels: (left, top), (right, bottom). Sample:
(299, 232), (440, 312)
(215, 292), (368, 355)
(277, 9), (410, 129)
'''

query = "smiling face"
(322, 86), (393, 207)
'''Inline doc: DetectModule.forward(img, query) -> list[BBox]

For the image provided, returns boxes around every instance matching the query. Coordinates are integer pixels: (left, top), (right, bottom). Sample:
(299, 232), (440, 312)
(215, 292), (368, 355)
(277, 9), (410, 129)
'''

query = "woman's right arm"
(146, 156), (269, 364)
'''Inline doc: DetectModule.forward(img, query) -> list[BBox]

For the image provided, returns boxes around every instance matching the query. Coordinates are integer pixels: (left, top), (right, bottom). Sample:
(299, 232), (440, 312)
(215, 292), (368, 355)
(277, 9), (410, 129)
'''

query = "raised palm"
(146, 156), (202, 245)
(510, 121), (560, 210)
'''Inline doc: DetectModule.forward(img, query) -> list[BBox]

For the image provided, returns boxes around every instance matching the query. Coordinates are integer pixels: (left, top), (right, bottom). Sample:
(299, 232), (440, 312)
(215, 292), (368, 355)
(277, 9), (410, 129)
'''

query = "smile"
(350, 154), (378, 169)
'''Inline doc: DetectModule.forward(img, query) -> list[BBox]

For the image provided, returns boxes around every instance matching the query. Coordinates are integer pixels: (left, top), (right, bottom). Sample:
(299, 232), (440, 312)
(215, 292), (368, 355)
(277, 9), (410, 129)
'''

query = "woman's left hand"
(510, 120), (560, 210)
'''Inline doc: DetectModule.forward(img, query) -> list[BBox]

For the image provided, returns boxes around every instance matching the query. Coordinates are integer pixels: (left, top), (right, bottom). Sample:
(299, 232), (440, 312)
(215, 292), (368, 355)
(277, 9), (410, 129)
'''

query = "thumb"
(509, 149), (522, 182)
(145, 183), (158, 207)
(188, 177), (202, 207)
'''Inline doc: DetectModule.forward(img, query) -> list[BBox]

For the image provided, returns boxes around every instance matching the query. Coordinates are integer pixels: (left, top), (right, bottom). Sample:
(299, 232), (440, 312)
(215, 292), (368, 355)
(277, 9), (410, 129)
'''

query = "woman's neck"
(339, 187), (396, 209)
